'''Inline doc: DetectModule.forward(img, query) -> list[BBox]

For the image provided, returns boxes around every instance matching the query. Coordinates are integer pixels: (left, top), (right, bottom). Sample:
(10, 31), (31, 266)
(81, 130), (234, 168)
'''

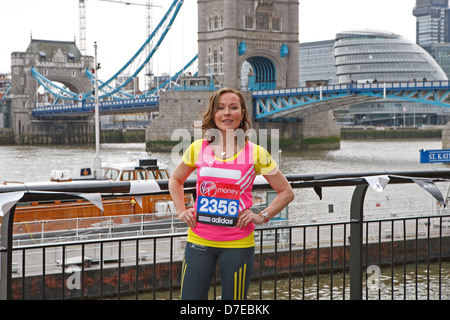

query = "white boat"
(51, 152), (169, 182)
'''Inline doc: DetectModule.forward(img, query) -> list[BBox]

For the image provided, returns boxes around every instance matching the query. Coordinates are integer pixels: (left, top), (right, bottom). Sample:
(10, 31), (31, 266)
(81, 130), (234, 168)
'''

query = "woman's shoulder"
(251, 142), (270, 154)
(192, 138), (205, 146)
(182, 139), (205, 166)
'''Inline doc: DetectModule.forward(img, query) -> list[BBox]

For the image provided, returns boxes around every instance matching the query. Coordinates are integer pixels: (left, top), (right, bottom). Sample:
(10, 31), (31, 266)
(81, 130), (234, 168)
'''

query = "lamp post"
(93, 41), (101, 179)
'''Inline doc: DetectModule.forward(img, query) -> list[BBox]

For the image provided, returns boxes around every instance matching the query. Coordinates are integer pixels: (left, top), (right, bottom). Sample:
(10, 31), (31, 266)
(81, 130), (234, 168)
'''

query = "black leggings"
(180, 242), (255, 300)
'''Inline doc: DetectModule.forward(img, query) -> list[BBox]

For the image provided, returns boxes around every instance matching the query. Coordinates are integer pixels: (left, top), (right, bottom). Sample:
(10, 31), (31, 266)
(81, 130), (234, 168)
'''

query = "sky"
(0, 0), (417, 80)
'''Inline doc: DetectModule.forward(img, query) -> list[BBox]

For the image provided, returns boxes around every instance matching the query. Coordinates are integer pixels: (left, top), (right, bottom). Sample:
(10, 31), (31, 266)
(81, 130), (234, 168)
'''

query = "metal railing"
(1, 169), (450, 300)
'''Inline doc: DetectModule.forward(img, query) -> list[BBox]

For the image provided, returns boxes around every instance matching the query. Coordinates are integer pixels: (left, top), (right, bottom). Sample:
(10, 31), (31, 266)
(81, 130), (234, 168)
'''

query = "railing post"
(349, 184), (368, 300)
(0, 205), (16, 300)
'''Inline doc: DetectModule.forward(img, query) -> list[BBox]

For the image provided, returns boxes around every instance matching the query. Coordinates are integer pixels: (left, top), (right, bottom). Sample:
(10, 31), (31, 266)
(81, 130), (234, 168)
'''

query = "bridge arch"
(41, 73), (90, 96)
(241, 54), (279, 91)
(34, 70), (92, 105)
(238, 50), (288, 91)
(197, 0), (299, 89)
(9, 39), (94, 136)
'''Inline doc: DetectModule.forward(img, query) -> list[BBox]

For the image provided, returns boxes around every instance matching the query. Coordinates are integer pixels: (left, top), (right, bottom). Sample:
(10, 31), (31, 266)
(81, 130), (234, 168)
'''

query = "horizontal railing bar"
(8, 231), (189, 251)
(2, 170), (450, 198)
(364, 213), (450, 224)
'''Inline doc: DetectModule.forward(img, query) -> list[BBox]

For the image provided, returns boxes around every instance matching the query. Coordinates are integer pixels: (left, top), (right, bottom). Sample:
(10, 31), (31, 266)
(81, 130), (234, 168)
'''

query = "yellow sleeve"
(253, 144), (277, 175)
(182, 139), (203, 167)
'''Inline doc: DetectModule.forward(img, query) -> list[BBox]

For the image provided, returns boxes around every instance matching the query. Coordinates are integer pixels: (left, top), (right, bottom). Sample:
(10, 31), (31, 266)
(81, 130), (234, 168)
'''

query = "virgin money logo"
(200, 181), (217, 197)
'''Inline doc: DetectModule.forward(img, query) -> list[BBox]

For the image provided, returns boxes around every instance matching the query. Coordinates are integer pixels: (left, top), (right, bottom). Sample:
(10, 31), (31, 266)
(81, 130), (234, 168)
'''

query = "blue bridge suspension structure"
(32, 80), (450, 118)
(252, 80), (450, 120)
(31, 0), (202, 117)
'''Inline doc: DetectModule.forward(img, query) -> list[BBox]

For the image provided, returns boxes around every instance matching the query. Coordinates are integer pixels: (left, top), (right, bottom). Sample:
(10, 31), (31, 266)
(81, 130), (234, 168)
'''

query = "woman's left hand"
(236, 208), (264, 229)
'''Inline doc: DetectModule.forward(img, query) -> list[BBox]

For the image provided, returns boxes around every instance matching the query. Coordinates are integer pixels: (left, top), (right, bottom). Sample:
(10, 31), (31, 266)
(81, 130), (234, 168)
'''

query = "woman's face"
(214, 92), (244, 134)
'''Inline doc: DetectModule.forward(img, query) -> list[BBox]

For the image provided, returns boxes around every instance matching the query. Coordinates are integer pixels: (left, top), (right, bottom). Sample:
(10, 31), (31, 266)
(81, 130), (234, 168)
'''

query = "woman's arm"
(237, 168), (294, 228)
(169, 162), (197, 228)
(260, 168), (294, 220)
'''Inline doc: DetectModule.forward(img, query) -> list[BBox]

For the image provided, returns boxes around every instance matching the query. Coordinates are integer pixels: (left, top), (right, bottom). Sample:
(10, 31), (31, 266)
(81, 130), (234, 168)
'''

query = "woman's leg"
(180, 242), (218, 300)
(218, 247), (255, 300)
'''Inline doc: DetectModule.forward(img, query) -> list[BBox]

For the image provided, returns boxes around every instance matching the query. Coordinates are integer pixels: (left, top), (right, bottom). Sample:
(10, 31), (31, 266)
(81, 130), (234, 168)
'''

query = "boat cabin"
(103, 159), (170, 181)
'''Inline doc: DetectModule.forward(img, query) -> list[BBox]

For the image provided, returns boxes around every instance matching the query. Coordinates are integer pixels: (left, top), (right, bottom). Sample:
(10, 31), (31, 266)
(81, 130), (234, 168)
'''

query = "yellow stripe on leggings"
(234, 263), (247, 300)
(180, 259), (187, 298)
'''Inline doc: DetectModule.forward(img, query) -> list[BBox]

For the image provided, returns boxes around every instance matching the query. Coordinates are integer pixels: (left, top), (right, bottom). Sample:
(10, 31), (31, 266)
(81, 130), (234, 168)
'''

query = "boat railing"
(2, 169), (450, 300)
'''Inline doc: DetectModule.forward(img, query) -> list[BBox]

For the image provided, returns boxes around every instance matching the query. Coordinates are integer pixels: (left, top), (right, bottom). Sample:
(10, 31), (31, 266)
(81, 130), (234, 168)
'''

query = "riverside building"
(299, 29), (449, 126)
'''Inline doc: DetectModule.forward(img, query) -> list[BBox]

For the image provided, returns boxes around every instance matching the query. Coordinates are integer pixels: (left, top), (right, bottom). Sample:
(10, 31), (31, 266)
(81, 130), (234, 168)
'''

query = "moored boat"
(1, 154), (193, 236)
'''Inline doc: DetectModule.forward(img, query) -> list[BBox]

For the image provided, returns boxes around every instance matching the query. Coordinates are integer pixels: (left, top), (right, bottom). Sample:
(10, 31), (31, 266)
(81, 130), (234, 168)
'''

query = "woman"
(169, 87), (294, 300)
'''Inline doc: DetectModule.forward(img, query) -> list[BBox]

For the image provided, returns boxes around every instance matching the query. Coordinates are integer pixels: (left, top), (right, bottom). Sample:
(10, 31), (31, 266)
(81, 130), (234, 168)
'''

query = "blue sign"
(420, 149), (450, 163)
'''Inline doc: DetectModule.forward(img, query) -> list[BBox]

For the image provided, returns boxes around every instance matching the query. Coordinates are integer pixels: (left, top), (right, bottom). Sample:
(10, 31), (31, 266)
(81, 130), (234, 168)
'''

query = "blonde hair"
(201, 87), (251, 142)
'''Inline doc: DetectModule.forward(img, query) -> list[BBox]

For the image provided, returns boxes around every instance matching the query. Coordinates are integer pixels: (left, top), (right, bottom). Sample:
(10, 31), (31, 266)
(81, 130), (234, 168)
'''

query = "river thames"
(0, 139), (446, 182)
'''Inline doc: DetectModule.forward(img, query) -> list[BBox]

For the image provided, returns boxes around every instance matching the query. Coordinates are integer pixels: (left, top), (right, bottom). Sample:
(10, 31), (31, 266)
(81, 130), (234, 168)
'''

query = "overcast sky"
(0, 0), (417, 79)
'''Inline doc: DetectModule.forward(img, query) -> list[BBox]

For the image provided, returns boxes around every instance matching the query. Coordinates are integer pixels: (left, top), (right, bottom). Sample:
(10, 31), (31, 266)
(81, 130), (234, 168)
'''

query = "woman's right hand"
(177, 208), (197, 228)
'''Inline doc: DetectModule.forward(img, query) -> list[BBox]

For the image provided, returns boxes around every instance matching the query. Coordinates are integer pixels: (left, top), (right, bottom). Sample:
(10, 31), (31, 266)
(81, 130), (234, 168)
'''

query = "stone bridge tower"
(147, 0), (340, 151)
(197, 0), (299, 90)
(10, 38), (93, 140)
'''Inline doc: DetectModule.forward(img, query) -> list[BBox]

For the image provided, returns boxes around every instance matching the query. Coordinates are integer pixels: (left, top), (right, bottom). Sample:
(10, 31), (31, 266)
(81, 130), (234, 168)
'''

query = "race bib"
(196, 181), (240, 227)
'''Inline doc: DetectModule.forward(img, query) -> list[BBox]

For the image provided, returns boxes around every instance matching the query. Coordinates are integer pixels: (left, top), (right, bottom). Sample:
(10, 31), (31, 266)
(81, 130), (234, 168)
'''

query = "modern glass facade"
(299, 40), (338, 87)
(334, 29), (448, 83)
(423, 44), (450, 77)
(413, 0), (450, 46)
(298, 29), (450, 126)
(413, 0), (450, 79)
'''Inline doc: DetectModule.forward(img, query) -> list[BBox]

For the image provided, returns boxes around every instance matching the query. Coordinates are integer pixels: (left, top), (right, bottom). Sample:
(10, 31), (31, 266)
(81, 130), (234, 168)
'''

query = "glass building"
(424, 44), (450, 77)
(299, 29), (450, 126)
(413, 0), (450, 79)
(334, 29), (448, 83)
(299, 40), (338, 87)
(413, 0), (450, 47)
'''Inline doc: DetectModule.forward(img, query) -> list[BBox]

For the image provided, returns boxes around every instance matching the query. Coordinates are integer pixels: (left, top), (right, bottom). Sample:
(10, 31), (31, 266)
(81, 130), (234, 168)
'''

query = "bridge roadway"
(31, 81), (450, 119)
(31, 96), (160, 117)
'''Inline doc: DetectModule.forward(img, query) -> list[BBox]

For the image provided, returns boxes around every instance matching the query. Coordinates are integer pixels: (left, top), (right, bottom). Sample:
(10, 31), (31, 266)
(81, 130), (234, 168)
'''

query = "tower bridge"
(4, 0), (450, 149)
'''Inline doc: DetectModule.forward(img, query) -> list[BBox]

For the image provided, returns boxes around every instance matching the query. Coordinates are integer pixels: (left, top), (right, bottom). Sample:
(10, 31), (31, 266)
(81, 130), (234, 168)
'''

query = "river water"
(1, 139), (449, 300)
(0, 139), (445, 182)
(0, 139), (446, 182)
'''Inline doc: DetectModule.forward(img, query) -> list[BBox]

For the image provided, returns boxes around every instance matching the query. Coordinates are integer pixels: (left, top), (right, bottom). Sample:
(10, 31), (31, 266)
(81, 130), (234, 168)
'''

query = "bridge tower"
(147, 0), (340, 151)
(10, 38), (94, 142)
(195, 0), (339, 149)
(197, 0), (299, 90)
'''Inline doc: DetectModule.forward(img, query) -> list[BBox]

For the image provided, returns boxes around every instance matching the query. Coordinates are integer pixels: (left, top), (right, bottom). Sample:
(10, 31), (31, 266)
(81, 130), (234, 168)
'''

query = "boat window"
(103, 168), (120, 181)
(159, 170), (170, 179)
(147, 170), (157, 180)
(121, 170), (135, 181)
(148, 169), (169, 180)
(137, 170), (147, 180)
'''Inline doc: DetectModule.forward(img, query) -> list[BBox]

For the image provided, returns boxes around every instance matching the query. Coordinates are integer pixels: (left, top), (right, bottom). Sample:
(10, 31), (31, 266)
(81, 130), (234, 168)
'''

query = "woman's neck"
(213, 135), (246, 158)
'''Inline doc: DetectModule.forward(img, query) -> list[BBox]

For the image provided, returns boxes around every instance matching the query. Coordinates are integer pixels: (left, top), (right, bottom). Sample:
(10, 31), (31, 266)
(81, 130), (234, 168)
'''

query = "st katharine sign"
(420, 149), (450, 163)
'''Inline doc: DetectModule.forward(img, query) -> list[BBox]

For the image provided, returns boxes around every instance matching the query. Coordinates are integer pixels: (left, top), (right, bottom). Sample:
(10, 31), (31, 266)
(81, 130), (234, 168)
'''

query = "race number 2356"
(197, 197), (239, 217)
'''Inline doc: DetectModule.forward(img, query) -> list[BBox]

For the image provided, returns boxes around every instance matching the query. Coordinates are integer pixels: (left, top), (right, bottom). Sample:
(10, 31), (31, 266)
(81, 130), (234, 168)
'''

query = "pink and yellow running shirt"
(182, 139), (277, 248)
